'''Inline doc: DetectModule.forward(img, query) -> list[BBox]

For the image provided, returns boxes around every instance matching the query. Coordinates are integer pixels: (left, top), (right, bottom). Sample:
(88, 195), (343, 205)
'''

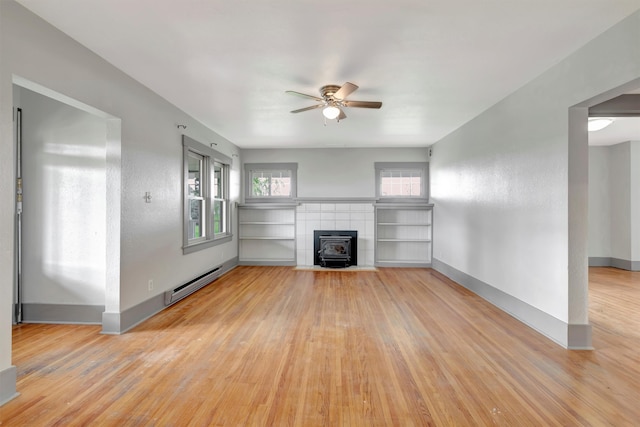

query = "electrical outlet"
(148, 279), (153, 291)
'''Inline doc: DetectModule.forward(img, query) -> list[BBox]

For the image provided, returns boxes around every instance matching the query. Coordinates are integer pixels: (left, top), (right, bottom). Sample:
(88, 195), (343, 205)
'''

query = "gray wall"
(241, 147), (428, 200)
(610, 143), (632, 261)
(632, 141), (640, 262)
(589, 141), (640, 269)
(588, 146), (611, 257)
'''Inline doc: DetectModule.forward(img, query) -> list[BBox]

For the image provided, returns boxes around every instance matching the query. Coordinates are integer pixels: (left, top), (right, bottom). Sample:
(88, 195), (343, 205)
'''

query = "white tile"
(321, 220), (336, 230)
(305, 203), (321, 211)
(350, 204), (365, 211)
(296, 205), (306, 212)
(365, 221), (375, 238)
(365, 250), (375, 266)
(357, 237), (368, 252)
(296, 250), (307, 266)
(306, 221), (320, 235)
(350, 220), (365, 232)
(306, 235), (315, 249)
(297, 236), (306, 251)
(336, 220), (350, 230)
(321, 212), (336, 220)
(321, 203), (336, 211)
(350, 212), (365, 221)
(296, 221), (305, 236)
(336, 204), (350, 211)
(307, 212), (321, 220)
(336, 212), (350, 220)
(296, 212), (306, 221)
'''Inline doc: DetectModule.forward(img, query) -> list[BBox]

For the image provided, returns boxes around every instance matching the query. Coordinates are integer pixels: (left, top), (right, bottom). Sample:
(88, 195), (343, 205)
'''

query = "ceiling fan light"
(323, 105), (340, 120)
(588, 118), (614, 132)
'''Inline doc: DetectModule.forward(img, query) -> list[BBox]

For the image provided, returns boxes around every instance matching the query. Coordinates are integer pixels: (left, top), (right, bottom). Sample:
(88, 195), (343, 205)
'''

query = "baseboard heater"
(164, 265), (223, 306)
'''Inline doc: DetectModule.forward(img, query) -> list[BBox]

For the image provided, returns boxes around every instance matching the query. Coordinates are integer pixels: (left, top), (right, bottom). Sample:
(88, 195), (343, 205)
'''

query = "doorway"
(587, 89), (640, 271)
(13, 78), (121, 326)
(567, 78), (640, 348)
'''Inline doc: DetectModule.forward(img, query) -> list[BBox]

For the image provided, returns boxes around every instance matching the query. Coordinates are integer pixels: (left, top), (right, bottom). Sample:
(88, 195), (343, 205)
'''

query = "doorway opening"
(568, 77), (640, 348)
(12, 77), (121, 327)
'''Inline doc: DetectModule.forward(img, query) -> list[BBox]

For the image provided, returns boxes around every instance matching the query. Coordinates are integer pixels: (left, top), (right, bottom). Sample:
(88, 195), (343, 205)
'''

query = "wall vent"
(164, 266), (222, 306)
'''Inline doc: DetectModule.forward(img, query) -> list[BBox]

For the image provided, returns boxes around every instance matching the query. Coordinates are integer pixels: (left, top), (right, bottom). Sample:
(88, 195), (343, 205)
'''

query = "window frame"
(375, 162), (429, 203)
(244, 163), (298, 203)
(183, 135), (233, 254)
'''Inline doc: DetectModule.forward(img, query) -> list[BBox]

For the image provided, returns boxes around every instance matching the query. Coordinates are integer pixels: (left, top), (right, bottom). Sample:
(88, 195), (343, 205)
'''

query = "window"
(245, 163), (297, 202)
(183, 136), (232, 254)
(375, 162), (429, 202)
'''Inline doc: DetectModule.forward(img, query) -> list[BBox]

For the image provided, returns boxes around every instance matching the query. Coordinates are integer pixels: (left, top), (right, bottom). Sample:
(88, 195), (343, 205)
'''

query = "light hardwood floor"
(1, 266), (638, 426)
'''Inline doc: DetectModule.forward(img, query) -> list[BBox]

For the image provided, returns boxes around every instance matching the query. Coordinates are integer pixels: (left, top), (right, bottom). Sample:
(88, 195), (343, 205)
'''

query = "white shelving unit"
(375, 204), (433, 267)
(238, 204), (297, 265)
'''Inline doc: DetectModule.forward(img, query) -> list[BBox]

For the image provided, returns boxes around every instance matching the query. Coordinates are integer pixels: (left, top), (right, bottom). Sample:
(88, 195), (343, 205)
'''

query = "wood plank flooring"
(1, 266), (639, 426)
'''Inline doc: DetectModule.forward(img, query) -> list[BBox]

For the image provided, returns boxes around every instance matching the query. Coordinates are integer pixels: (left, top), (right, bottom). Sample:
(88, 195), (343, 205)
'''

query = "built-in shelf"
(375, 204), (433, 267)
(238, 204), (296, 265)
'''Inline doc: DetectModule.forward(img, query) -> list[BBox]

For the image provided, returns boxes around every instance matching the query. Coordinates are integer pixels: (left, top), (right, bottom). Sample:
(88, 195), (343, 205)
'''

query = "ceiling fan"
(286, 82), (382, 122)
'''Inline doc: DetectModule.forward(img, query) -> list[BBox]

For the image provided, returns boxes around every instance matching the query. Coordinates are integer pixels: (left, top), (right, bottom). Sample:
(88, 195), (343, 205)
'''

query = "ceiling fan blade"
(290, 104), (323, 114)
(285, 90), (324, 102)
(337, 108), (347, 121)
(343, 100), (382, 109)
(333, 82), (359, 100)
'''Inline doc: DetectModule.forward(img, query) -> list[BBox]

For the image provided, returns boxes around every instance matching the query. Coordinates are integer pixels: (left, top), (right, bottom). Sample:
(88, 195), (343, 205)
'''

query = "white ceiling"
(588, 117), (640, 146)
(16, 0), (640, 149)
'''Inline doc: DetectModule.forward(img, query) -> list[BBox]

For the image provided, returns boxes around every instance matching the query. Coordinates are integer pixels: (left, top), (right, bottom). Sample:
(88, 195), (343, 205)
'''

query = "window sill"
(244, 198), (296, 204)
(375, 198), (431, 205)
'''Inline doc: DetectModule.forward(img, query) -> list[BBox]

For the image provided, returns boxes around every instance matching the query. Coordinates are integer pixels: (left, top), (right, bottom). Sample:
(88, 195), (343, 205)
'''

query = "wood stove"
(314, 230), (358, 268)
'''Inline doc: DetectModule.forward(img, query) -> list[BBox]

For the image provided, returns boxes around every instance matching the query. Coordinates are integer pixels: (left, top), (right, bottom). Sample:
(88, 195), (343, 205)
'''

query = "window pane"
(252, 176), (270, 197)
(213, 163), (222, 199)
(380, 169), (422, 197)
(213, 199), (225, 234)
(271, 176), (291, 196)
(189, 199), (205, 239)
(188, 153), (203, 197)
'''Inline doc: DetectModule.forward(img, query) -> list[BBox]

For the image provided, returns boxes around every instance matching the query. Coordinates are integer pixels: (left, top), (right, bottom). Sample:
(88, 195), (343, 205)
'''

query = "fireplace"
(313, 230), (358, 268)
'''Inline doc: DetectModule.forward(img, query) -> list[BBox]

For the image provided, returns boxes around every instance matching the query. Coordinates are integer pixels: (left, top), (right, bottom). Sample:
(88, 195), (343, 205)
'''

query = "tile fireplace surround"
(296, 203), (375, 267)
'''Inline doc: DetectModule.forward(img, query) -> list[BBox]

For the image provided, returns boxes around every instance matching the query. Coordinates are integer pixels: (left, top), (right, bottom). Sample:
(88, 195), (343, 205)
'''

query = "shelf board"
(239, 222), (295, 225)
(377, 223), (431, 226)
(239, 236), (295, 240)
(376, 259), (431, 263)
(377, 238), (431, 242)
(238, 203), (297, 209)
(374, 203), (433, 208)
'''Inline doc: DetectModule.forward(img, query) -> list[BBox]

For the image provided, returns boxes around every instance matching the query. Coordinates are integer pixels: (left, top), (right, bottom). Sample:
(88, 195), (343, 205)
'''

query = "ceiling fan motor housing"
(320, 85), (342, 101)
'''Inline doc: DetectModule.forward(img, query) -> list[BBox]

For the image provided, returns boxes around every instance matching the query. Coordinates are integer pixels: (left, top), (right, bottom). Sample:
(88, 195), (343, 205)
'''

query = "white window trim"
(375, 161), (429, 203)
(244, 162), (298, 203)
(183, 135), (233, 254)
